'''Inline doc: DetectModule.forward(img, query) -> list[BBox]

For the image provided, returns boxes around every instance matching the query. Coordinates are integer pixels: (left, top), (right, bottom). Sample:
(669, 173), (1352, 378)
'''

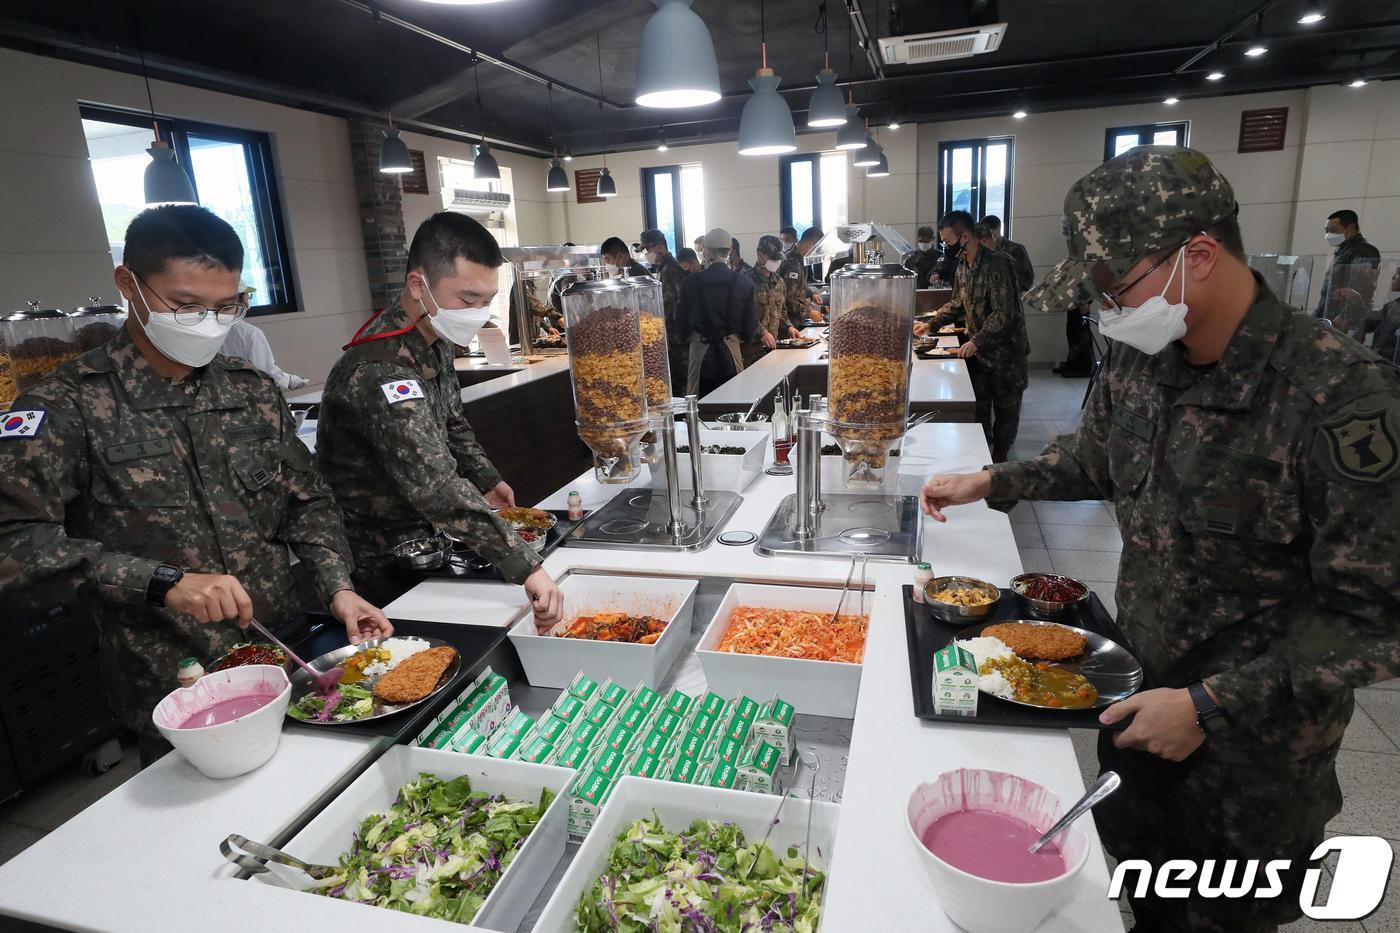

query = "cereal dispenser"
(632, 275), (672, 466)
(0, 300), (83, 409)
(562, 279), (650, 483)
(70, 297), (127, 352)
(826, 264), (915, 489)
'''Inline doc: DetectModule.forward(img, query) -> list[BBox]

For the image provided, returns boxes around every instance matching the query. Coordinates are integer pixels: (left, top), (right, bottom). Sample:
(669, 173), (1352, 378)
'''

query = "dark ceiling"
(3, 0), (1399, 156)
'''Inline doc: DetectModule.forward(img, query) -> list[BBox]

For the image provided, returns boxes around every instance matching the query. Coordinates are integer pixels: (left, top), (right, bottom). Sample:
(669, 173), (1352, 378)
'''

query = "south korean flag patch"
(380, 379), (425, 404)
(0, 410), (45, 439)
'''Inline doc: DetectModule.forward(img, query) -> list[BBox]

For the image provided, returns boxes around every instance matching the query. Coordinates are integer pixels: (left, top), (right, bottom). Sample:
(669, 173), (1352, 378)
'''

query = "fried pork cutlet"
(373, 645), (457, 704)
(982, 622), (1087, 662)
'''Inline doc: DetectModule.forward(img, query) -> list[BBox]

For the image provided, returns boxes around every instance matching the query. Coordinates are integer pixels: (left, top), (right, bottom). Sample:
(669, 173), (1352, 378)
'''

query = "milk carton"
(933, 644), (980, 717)
(754, 698), (795, 764)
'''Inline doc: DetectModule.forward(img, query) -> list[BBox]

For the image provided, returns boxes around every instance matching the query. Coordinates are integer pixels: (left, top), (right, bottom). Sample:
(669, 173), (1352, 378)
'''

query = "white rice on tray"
(363, 636), (432, 677)
(954, 636), (1016, 700)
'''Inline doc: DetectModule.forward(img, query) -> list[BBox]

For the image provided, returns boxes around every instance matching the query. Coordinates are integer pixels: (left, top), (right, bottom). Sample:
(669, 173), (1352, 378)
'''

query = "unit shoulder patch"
(1317, 409), (1399, 483)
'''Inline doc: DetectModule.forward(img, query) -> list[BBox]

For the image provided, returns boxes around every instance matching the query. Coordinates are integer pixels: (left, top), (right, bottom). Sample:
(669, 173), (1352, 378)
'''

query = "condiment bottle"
(913, 562), (934, 604)
(567, 490), (584, 521)
(771, 390), (791, 464)
(177, 657), (204, 688)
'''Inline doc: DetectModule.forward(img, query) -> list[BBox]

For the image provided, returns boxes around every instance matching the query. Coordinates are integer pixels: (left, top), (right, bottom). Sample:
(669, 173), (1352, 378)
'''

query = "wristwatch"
(146, 563), (185, 608)
(1188, 681), (1232, 735)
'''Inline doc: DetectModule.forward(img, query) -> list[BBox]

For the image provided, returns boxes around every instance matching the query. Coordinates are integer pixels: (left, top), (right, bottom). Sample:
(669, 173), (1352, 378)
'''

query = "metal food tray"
(416, 509), (582, 581)
(903, 584), (1152, 730)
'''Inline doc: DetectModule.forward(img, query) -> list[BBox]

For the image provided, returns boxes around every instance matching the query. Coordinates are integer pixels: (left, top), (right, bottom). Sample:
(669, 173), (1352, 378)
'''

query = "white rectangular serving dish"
(648, 425), (768, 493)
(696, 582), (866, 719)
(508, 573), (698, 689)
(791, 431), (901, 493)
(273, 745), (572, 932)
(532, 776), (841, 933)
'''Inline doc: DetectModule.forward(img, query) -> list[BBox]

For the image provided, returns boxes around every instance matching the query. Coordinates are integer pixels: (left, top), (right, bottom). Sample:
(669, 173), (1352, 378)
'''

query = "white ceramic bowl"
(152, 664), (291, 779)
(905, 768), (1090, 933)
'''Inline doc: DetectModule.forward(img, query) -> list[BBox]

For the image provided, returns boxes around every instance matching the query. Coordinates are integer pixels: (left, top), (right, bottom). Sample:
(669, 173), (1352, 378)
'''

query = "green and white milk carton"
(932, 644), (980, 717)
(753, 698), (795, 765)
(737, 740), (783, 794)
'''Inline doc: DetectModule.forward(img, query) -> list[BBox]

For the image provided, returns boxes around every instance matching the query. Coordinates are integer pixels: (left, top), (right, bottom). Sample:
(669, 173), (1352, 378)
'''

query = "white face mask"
(1097, 247), (1189, 356)
(1325, 229), (1346, 248)
(132, 281), (233, 367)
(764, 259), (782, 273)
(917, 242), (933, 252)
(603, 263), (620, 277)
(418, 278), (491, 348)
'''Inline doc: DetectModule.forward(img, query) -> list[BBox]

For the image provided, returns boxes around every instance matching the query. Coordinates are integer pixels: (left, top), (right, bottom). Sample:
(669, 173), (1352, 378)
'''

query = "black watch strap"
(146, 563), (184, 608)
(1189, 681), (1231, 735)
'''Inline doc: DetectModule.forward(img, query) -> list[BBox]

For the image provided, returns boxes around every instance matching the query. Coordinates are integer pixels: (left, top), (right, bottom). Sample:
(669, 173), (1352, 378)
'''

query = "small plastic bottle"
(913, 562), (934, 603)
(177, 657), (204, 688)
(567, 490), (584, 521)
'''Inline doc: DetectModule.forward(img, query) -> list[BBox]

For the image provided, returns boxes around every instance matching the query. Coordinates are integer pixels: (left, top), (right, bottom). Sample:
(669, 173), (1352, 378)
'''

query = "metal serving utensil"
(220, 834), (337, 886)
(798, 749), (821, 900)
(829, 554), (869, 625)
(247, 618), (342, 695)
(1029, 771), (1122, 854)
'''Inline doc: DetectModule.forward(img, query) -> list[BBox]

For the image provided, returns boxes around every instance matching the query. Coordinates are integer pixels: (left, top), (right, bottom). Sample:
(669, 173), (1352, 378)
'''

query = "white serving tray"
(532, 776), (841, 932)
(508, 573), (698, 689)
(696, 582), (866, 718)
(272, 745), (572, 932)
(648, 425), (768, 493)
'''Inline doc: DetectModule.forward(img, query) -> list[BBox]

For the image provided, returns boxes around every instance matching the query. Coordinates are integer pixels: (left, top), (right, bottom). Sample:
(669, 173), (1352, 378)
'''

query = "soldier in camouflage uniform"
(920, 147), (1400, 932)
(922, 214), (1029, 462)
(906, 225), (939, 289)
(981, 214), (1036, 292)
(780, 228), (822, 332)
(316, 213), (563, 624)
(639, 229), (689, 395)
(0, 206), (390, 764)
(742, 235), (802, 367)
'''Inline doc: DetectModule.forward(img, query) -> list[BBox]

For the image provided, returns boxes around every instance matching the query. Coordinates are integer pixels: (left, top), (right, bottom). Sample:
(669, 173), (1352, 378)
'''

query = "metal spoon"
(247, 618), (343, 695)
(1029, 771), (1122, 854)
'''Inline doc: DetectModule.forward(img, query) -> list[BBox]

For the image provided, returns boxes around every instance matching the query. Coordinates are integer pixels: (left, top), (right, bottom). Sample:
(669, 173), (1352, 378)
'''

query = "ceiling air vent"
(878, 23), (1007, 65)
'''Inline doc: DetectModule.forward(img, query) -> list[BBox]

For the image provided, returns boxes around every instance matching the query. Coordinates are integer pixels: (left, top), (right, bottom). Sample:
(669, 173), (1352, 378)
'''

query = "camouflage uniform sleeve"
(350, 363), (540, 584)
(445, 393), (503, 492)
(1012, 243), (1036, 292)
(269, 390), (355, 601)
(661, 262), (684, 321)
(968, 260), (1019, 349)
(986, 360), (1114, 501)
(0, 385), (161, 606)
(1205, 389), (1400, 726)
(781, 258), (807, 331)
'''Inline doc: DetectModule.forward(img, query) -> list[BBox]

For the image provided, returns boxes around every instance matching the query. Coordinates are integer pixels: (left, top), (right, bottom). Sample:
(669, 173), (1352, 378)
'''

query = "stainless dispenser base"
(566, 489), (743, 552)
(755, 493), (924, 562)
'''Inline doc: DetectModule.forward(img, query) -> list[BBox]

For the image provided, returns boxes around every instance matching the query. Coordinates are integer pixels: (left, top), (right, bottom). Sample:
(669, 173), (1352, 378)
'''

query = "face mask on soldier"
(1324, 227), (1346, 248)
(917, 241), (933, 252)
(1097, 246), (1190, 355)
(765, 258), (782, 273)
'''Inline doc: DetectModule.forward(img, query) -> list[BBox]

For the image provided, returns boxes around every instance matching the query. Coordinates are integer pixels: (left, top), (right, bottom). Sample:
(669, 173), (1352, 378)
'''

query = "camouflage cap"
(639, 228), (668, 248)
(756, 234), (784, 259)
(1026, 145), (1238, 311)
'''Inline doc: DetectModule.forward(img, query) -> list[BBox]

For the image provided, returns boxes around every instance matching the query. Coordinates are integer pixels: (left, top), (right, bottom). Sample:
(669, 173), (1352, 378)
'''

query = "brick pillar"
(348, 119), (407, 311)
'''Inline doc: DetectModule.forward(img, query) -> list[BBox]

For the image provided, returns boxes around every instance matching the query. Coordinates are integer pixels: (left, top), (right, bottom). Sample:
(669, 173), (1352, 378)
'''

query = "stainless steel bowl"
(706, 412), (770, 431)
(922, 575), (1002, 622)
(392, 536), (450, 572)
(1010, 572), (1091, 618)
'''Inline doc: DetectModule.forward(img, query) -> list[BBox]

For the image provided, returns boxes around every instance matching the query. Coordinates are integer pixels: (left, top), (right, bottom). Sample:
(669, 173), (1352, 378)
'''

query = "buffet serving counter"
(0, 423), (1122, 933)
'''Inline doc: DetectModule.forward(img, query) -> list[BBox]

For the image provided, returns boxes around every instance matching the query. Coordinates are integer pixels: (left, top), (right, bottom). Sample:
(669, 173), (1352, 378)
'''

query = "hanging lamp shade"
(144, 140), (197, 206)
(473, 142), (501, 181)
(834, 106), (866, 150)
(738, 70), (796, 156)
(546, 158), (570, 192)
(866, 151), (890, 177)
(597, 167), (618, 197)
(807, 68), (847, 128)
(379, 128), (413, 173)
(852, 136), (881, 167)
(635, 0), (721, 108)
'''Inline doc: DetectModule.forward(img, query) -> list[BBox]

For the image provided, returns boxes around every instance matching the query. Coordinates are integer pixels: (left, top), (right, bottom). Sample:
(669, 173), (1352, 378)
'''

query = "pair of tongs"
(221, 834), (336, 888)
(829, 554), (869, 624)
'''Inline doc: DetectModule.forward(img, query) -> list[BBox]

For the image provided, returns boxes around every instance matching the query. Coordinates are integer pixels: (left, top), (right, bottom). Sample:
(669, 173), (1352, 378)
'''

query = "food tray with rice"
(903, 584), (1149, 729)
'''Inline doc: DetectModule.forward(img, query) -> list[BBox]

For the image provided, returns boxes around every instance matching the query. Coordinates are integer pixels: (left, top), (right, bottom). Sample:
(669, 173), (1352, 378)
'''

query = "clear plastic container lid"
(802, 223), (916, 267)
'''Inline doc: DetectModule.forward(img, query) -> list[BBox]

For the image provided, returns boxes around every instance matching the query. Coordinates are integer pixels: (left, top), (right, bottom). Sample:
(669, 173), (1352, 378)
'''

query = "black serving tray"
(903, 584), (1149, 730)
(278, 613), (511, 741)
(415, 509), (583, 582)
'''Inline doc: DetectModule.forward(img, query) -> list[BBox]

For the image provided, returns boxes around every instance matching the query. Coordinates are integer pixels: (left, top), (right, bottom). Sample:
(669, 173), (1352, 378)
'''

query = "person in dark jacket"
(981, 215), (1035, 292)
(934, 213), (964, 286)
(677, 248), (701, 275)
(907, 225), (939, 288)
(601, 236), (646, 277)
(677, 228), (758, 396)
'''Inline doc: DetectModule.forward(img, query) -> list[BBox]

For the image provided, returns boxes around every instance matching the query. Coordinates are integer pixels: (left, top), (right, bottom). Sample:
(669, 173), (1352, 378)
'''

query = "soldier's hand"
(1102, 687), (1206, 762)
(957, 340), (978, 359)
(524, 568), (564, 632)
(761, 331), (777, 350)
(485, 481), (516, 509)
(788, 326), (801, 340)
(913, 322), (930, 337)
(166, 573), (254, 626)
(919, 471), (992, 522)
(329, 590), (394, 645)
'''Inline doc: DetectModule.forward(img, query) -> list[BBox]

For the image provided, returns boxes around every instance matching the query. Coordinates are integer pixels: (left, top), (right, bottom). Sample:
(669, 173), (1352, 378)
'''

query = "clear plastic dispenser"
(563, 279), (650, 483)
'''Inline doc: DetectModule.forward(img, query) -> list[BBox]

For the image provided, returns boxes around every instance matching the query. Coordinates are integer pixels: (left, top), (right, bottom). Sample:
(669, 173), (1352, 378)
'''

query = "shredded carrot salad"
(716, 606), (869, 663)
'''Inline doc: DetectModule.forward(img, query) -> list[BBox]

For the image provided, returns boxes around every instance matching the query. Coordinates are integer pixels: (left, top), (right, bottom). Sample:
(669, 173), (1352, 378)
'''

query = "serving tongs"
(829, 554), (869, 625)
(220, 834), (337, 888)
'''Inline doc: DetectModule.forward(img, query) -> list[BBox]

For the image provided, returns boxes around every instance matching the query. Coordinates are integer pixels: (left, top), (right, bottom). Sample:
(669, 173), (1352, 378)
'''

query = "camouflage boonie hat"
(1027, 145), (1238, 311)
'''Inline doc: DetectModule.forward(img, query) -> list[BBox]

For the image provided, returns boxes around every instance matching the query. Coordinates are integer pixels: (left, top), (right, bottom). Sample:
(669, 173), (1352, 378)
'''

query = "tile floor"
(0, 371), (1397, 932)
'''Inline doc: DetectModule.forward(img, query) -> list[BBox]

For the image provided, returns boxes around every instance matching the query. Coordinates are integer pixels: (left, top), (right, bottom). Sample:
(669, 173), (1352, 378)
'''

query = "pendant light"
(866, 151), (890, 178)
(852, 122), (880, 167)
(595, 37), (618, 197)
(1244, 14), (1268, 57)
(378, 123), (413, 173)
(738, 0), (796, 156)
(544, 84), (570, 193)
(635, 0), (722, 108)
(807, 2), (846, 128)
(1297, 3), (1326, 25)
(833, 28), (866, 150)
(470, 62), (501, 181)
(129, 0), (196, 205)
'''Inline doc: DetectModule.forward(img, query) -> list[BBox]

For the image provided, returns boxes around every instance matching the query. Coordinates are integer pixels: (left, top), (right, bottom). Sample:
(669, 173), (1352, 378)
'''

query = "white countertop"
(0, 422), (1120, 933)
(287, 356), (571, 407)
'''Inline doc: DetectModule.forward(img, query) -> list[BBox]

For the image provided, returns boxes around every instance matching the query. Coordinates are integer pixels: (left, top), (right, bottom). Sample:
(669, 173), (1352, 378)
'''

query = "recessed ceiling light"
(1012, 109), (1028, 119)
(562, 150), (573, 162)
(1245, 44), (1267, 57)
(657, 141), (670, 151)
(887, 120), (901, 130)
(1349, 77), (1368, 88)
(1298, 12), (1325, 23)
(1206, 71), (1225, 81)
(1164, 95), (1180, 105)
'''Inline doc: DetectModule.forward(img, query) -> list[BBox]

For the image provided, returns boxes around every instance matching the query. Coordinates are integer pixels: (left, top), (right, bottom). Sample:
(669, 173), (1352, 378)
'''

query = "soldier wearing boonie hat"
(920, 146), (1400, 932)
